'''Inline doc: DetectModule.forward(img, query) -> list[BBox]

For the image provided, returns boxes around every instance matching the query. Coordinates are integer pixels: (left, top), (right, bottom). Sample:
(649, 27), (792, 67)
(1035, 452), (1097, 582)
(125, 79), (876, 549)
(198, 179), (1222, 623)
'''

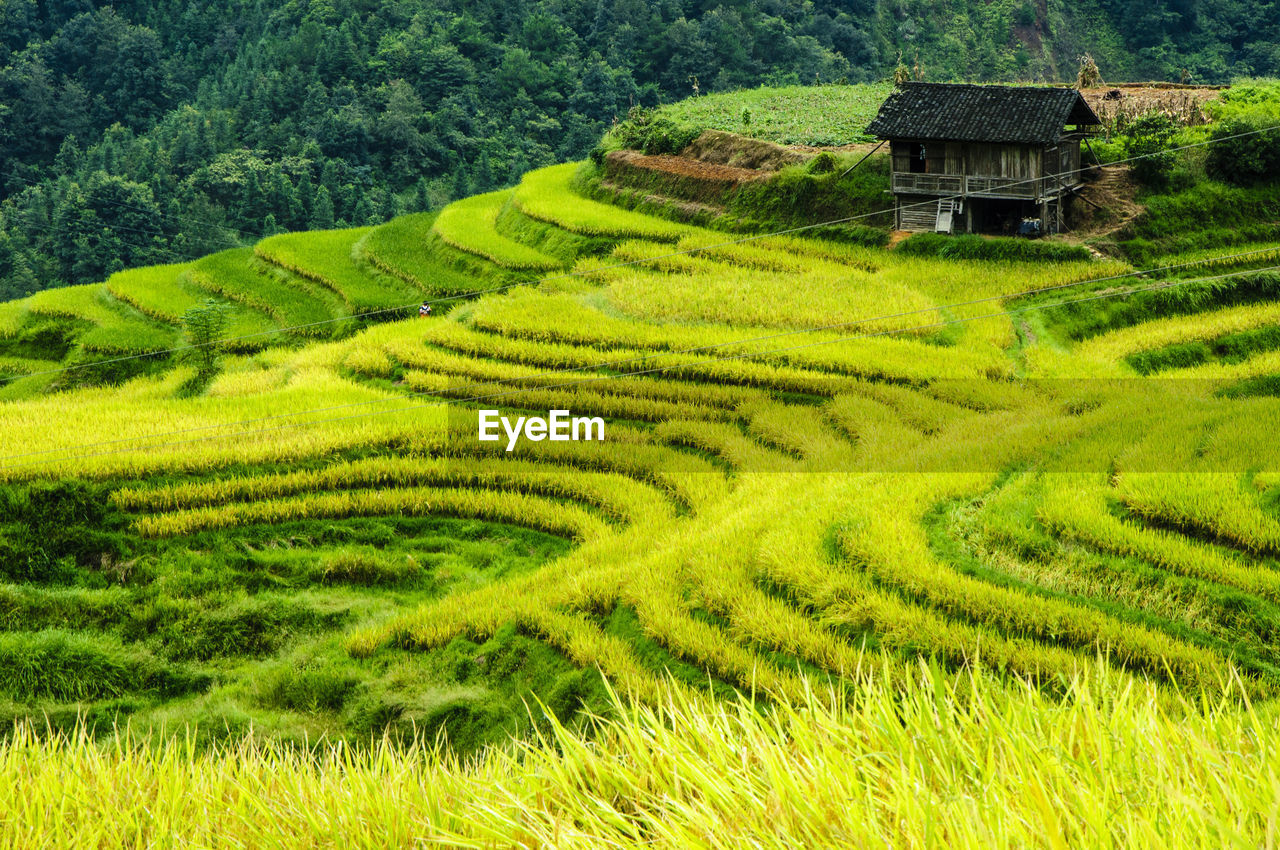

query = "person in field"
(419, 301), (432, 317)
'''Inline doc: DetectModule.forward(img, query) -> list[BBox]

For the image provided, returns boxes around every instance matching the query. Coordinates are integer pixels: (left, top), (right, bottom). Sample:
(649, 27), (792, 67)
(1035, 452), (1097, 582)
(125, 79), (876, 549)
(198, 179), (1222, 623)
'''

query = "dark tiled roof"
(866, 83), (1101, 144)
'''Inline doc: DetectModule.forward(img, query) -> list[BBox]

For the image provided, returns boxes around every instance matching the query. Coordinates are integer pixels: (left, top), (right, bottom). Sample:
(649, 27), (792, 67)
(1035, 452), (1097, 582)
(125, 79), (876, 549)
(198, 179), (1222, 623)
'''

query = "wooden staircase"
(935, 199), (956, 233)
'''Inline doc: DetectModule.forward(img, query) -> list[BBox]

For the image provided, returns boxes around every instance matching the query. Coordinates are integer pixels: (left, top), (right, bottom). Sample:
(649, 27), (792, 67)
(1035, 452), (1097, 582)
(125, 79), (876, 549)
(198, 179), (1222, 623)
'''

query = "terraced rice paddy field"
(3, 154), (1280, 845)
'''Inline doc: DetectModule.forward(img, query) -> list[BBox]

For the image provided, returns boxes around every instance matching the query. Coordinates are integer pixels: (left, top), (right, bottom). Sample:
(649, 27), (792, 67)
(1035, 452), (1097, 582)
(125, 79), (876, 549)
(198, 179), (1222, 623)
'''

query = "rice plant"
(432, 190), (563, 270)
(255, 228), (421, 314)
(514, 163), (692, 240)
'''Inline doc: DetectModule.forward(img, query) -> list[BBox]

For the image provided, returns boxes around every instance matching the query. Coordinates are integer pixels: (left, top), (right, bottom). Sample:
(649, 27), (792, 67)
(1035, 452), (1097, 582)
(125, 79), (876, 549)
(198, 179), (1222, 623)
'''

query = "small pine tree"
(413, 177), (432, 212)
(182, 298), (230, 378)
(310, 185), (335, 230)
(452, 167), (471, 200)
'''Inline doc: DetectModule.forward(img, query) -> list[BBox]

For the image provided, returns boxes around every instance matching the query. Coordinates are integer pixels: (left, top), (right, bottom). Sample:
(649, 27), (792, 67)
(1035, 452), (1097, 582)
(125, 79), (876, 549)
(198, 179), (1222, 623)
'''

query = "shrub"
(604, 107), (701, 157)
(256, 664), (361, 713)
(1125, 341), (1211, 374)
(1123, 113), (1177, 187)
(0, 481), (127, 582)
(1205, 117), (1280, 186)
(897, 233), (1092, 262)
(806, 152), (837, 174)
(0, 631), (204, 700)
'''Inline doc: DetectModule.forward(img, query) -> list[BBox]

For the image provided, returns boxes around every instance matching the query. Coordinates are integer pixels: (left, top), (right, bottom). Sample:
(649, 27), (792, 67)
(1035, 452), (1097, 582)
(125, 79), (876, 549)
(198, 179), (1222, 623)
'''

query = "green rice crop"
(24, 283), (178, 354)
(432, 190), (563, 270)
(358, 212), (492, 296)
(255, 228), (421, 314)
(106, 264), (277, 346)
(187, 248), (342, 336)
(654, 83), (893, 146)
(104, 263), (199, 322)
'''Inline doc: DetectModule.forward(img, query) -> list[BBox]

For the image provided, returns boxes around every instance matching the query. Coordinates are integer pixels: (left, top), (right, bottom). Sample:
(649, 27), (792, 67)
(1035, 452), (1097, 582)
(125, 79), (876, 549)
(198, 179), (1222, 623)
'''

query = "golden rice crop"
(383, 338), (767, 414)
(115, 455), (676, 526)
(599, 263), (940, 333)
(513, 163), (691, 240)
(1037, 472), (1280, 602)
(832, 473), (1245, 693)
(1115, 471), (1280, 555)
(133, 485), (610, 541)
(465, 289), (1004, 381)
(403, 368), (722, 425)
(0, 366), (445, 482)
(5, 660), (1280, 849)
(739, 398), (854, 462)
(0, 301), (24, 337)
(951, 472), (1280, 657)
(1159, 347), (1280, 382)
(1077, 300), (1280, 363)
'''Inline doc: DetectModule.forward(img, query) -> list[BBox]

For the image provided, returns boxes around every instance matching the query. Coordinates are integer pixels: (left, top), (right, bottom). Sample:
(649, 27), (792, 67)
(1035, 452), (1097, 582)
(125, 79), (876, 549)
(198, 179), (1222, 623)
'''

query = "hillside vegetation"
(1, 79), (1280, 844)
(5, 0), (1280, 297)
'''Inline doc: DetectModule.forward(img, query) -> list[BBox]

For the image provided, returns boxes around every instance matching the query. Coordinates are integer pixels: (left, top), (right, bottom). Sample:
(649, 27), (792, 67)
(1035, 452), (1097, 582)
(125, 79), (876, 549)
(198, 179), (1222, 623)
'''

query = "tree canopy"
(1, 0), (1276, 297)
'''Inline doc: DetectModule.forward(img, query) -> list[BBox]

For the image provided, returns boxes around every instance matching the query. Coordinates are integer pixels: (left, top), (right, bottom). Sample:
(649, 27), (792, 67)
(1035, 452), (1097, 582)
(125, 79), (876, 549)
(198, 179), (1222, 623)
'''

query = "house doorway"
(968, 198), (1039, 235)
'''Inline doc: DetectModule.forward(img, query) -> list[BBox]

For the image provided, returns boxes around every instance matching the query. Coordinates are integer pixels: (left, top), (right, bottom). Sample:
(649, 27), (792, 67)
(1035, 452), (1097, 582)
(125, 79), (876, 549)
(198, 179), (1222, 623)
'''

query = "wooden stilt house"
(866, 83), (1102, 235)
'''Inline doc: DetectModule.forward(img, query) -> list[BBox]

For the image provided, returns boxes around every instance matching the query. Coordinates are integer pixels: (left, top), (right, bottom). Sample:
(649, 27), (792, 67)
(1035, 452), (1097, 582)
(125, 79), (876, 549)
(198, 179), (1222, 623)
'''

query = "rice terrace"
(3, 62), (1280, 846)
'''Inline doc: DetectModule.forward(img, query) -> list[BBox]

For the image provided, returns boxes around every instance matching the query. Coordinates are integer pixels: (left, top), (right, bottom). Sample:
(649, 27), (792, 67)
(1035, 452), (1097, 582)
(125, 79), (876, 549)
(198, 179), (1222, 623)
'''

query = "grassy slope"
(1, 81), (1280, 845)
(653, 83), (894, 145)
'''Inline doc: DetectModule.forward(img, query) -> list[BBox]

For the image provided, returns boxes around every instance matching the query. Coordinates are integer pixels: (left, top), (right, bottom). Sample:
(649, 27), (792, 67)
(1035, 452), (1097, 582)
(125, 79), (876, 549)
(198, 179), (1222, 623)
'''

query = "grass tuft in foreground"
(4, 658), (1279, 848)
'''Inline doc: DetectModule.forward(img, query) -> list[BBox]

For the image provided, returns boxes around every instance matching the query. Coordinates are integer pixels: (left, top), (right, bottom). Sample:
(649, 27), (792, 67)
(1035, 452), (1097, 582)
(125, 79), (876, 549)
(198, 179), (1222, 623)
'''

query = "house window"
(910, 143), (927, 173)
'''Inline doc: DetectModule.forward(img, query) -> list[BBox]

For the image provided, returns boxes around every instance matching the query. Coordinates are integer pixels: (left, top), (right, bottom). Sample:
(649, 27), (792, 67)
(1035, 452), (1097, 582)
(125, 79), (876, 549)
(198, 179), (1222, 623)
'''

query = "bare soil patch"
(1071, 165), (1143, 239)
(605, 150), (770, 184)
(1079, 83), (1224, 129)
(681, 130), (806, 171)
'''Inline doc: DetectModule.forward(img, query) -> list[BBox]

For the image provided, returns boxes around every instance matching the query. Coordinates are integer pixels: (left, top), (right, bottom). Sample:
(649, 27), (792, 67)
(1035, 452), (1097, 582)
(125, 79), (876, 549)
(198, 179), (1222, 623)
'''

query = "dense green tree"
(310, 185), (335, 230)
(0, 0), (1276, 291)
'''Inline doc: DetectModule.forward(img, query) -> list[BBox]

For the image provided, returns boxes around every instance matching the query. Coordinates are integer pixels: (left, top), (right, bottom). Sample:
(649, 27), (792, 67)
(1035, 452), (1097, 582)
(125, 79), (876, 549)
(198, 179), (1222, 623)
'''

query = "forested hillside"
(2, 0), (1277, 298)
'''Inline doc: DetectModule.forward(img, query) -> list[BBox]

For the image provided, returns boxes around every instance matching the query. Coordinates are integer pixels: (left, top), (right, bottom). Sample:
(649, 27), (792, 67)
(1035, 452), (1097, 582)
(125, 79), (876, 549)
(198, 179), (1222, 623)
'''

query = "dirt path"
(1071, 165), (1144, 240)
